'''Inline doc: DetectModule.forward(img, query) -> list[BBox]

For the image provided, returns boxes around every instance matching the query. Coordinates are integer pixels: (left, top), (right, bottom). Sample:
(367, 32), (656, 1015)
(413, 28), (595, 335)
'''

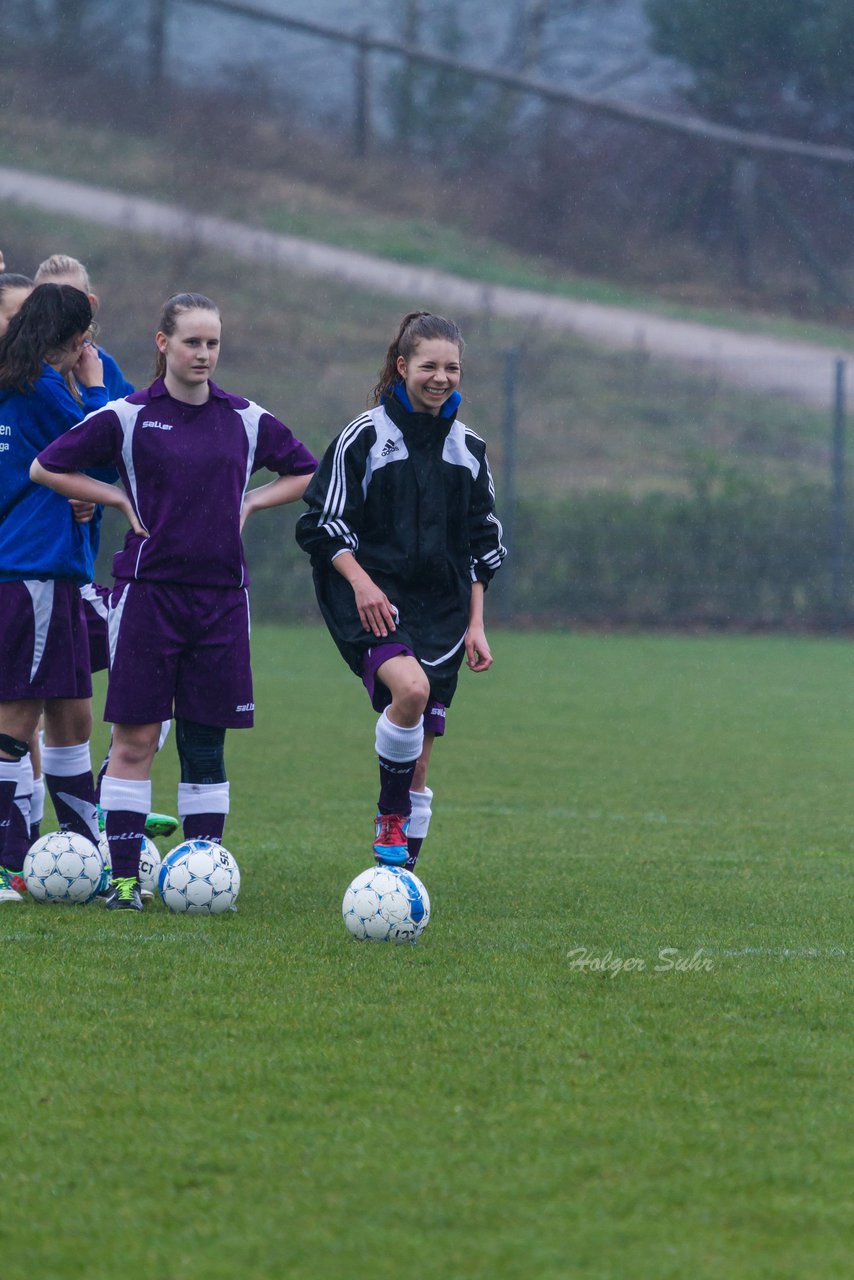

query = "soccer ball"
(158, 839), (240, 914)
(342, 865), (431, 944)
(23, 831), (104, 905)
(98, 833), (162, 902)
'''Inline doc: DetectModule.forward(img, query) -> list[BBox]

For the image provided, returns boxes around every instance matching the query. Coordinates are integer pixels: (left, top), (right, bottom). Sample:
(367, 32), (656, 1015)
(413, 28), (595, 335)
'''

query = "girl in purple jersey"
(0, 284), (108, 903)
(32, 293), (317, 911)
(296, 311), (505, 871)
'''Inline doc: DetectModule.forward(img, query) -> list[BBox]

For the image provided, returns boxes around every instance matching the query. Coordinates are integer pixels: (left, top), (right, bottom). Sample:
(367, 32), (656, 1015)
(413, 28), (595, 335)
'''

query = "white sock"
(177, 782), (230, 818)
(408, 787), (433, 840)
(100, 776), (152, 815)
(41, 742), (92, 777)
(375, 709), (424, 763)
(30, 775), (45, 826)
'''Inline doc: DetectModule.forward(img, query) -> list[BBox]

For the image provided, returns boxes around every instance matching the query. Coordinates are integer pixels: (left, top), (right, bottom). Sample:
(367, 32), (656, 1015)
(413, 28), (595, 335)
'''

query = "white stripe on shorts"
(23, 579), (55, 682)
(108, 582), (130, 669)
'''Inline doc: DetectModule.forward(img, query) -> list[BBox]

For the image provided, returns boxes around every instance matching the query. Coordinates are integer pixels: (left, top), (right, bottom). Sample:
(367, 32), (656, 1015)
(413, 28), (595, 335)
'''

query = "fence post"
(354, 30), (372, 157)
(395, 0), (420, 145)
(501, 347), (519, 622)
(732, 152), (759, 289)
(831, 358), (846, 626)
(148, 0), (168, 88)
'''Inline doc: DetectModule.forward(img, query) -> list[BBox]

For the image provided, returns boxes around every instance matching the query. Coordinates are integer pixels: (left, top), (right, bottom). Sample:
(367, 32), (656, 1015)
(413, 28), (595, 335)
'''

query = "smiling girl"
(296, 311), (506, 871)
(31, 292), (316, 910)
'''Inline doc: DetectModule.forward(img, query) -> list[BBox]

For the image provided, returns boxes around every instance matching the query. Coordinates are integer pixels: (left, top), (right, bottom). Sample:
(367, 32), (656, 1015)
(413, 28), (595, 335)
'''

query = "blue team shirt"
(38, 378), (317, 589)
(97, 348), (134, 401)
(0, 364), (109, 582)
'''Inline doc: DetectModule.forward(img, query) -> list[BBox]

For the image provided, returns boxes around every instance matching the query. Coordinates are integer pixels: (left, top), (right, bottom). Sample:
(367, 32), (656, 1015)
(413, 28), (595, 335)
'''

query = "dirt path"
(1, 164), (849, 409)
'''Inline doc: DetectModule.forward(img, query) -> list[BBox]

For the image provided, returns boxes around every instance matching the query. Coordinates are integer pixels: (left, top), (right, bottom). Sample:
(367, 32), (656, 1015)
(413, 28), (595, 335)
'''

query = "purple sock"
(182, 814), (226, 844)
(106, 810), (145, 880)
(43, 765), (99, 844)
(0, 776), (17, 861)
(405, 837), (424, 871)
(377, 755), (416, 816)
(3, 802), (32, 873)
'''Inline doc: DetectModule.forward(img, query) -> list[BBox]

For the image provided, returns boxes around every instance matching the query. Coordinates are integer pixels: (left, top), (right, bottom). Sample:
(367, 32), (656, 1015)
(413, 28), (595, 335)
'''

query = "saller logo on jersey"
(235, 702), (255, 712)
(141, 420), (173, 430)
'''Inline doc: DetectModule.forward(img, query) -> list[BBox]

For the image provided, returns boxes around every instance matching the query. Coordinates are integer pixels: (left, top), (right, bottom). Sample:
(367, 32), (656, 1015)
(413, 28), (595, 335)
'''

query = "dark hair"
(0, 283), (92, 392)
(0, 273), (34, 298)
(370, 311), (464, 406)
(154, 292), (220, 379)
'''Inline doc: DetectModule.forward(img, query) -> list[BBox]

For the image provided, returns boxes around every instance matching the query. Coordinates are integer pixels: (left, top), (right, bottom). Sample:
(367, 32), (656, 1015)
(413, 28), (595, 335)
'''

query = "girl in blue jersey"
(34, 255), (134, 401)
(32, 293), (317, 911)
(296, 311), (506, 872)
(0, 283), (108, 902)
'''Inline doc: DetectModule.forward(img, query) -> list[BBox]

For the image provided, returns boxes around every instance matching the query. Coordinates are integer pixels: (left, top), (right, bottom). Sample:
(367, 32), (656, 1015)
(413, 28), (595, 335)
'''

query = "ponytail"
(369, 311), (464, 406)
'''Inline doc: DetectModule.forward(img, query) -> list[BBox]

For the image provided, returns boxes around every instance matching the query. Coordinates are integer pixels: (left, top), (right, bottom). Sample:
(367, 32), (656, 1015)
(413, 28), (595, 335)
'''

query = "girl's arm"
(29, 461), (148, 537)
(240, 472), (314, 532)
(332, 550), (398, 639)
(465, 581), (493, 673)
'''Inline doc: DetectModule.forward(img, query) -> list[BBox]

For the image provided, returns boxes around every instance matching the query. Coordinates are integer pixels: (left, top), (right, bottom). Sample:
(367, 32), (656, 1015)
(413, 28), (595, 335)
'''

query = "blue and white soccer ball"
(98, 833), (162, 902)
(23, 830), (104, 904)
(158, 839), (240, 914)
(342, 865), (431, 944)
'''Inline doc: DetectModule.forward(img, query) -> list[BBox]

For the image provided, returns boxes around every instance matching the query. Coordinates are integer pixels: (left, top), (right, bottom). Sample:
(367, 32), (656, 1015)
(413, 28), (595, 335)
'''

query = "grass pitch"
(1, 627), (850, 1280)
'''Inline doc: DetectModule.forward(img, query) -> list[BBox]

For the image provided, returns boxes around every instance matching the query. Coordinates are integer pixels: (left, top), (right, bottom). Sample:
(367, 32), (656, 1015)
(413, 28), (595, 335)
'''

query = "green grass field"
(1, 627), (849, 1279)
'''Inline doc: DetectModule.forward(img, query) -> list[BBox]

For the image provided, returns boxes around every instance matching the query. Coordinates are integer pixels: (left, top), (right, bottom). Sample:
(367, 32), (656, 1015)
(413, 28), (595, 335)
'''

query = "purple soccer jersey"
(37, 379), (317, 588)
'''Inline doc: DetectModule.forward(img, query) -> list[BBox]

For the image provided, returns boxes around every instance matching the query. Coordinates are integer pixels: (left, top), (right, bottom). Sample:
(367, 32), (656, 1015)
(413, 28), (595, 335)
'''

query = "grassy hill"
(2, 65), (853, 348)
(0, 84), (846, 626)
(0, 201), (832, 503)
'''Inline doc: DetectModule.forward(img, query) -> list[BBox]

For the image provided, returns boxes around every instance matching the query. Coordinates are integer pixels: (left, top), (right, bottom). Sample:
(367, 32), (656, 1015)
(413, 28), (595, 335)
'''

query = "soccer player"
(31, 292), (317, 911)
(33, 255), (133, 401)
(0, 271), (45, 843)
(296, 311), (506, 870)
(34, 254), (178, 840)
(0, 284), (108, 902)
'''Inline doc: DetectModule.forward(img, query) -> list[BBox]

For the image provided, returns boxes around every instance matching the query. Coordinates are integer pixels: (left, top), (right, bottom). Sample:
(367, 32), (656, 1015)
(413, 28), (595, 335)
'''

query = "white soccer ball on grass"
(158, 839), (240, 914)
(24, 830), (104, 904)
(342, 865), (430, 943)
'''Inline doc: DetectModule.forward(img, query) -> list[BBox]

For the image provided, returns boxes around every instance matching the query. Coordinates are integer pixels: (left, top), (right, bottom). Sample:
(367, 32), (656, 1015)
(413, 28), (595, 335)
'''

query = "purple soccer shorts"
(0, 580), (92, 701)
(362, 642), (447, 736)
(105, 579), (254, 727)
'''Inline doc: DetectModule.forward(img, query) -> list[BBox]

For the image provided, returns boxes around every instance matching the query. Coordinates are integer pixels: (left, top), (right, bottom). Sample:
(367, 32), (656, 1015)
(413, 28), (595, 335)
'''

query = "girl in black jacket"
(296, 312), (506, 870)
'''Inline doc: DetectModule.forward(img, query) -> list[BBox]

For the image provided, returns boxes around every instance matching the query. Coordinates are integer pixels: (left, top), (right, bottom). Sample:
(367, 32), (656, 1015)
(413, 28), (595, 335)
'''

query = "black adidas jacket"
(295, 393), (506, 692)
